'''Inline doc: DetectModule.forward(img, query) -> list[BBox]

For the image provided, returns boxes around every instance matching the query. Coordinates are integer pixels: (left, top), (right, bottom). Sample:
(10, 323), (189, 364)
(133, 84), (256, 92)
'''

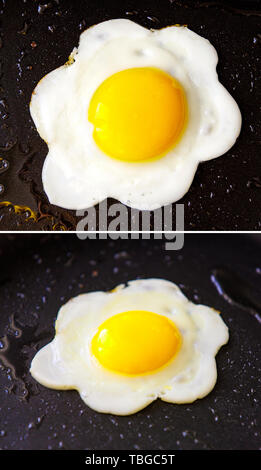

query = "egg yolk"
(88, 67), (187, 162)
(91, 310), (182, 375)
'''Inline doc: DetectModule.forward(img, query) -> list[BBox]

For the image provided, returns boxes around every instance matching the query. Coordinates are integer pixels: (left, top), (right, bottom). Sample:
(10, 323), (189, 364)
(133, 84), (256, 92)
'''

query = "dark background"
(0, 0), (260, 230)
(0, 234), (260, 450)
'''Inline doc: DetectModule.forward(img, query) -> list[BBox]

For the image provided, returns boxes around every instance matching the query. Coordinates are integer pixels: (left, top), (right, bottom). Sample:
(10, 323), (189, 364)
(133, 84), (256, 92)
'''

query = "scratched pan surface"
(0, 234), (260, 450)
(0, 0), (260, 231)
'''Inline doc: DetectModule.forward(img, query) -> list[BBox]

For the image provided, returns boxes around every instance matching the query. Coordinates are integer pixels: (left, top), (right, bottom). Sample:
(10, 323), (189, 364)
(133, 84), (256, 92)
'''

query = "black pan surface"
(0, 234), (260, 450)
(0, 0), (260, 230)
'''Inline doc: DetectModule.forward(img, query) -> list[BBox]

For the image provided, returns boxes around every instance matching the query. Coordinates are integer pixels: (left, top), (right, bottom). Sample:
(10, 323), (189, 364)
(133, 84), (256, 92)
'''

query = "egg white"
(30, 19), (241, 211)
(30, 279), (229, 415)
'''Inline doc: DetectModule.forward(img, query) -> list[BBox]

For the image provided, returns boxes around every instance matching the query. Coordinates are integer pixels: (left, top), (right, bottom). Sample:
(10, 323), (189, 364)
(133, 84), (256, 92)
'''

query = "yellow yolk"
(88, 67), (187, 162)
(91, 310), (182, 375)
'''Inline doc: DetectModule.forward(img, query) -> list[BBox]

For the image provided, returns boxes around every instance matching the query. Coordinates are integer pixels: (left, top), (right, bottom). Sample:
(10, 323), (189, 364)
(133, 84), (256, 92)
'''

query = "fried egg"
(30, 279), (229, 415)
(30, 19), (241, 211)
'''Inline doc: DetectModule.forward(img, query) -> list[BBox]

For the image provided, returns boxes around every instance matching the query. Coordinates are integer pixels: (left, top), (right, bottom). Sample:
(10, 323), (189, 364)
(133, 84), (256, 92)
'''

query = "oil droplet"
(211, 267), (261, 324)
(18, 22), (29, 35)
(0, 158), (9, 174)
(48, 25), (56, 33)
(0, 202), (37, 221)
(246, 176), (261, 188)
(0, 316), (52, 401)
(38, 3), (52, 15)
(79, 19), (86, 31)
(146, 16), (160, 23)
(27, 415), (44, 430)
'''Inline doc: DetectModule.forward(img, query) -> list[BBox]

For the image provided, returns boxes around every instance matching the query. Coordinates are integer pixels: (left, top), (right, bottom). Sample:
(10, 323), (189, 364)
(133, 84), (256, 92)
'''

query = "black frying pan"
(0, 0), (260, 230)
(0, 234), (260, 450)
